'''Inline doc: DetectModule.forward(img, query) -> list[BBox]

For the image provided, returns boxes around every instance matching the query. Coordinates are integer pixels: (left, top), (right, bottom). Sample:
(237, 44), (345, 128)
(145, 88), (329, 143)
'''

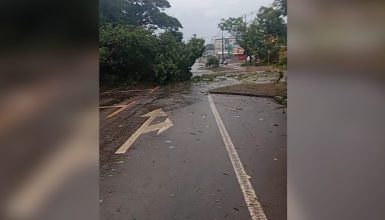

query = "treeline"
(99, 0), (205, 85)
(219, 0), (287, 65)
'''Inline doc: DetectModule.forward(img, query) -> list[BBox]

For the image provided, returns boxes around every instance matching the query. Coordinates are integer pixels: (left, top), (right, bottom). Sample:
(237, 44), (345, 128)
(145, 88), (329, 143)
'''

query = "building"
(214, 37), (246, 62)
(232, 47), (247, 62)
(203, 44), (215, 57)
(214, 37), (237, 57)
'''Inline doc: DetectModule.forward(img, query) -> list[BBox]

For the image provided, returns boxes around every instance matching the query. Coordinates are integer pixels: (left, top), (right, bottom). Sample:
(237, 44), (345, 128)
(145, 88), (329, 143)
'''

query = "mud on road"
(100, 70), (287, 220)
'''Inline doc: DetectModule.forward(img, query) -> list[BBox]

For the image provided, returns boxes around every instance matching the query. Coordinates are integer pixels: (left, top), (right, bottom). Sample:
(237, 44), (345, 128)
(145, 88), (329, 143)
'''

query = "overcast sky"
(166, 0), (274, 43)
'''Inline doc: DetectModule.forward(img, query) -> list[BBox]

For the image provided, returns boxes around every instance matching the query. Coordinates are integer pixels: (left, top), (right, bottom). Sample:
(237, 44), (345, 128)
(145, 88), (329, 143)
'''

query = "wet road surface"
(100, 81), (286, 220)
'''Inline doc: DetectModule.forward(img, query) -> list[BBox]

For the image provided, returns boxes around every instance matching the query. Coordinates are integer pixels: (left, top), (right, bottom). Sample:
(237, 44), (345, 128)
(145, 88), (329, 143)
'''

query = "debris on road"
(209, 82), (287, 98)
(100, 74), (287, 220)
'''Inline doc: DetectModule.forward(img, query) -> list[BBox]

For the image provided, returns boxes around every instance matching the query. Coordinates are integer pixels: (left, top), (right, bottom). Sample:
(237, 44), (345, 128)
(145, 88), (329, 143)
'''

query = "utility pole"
(221, 29), (224, 62)
(244, 14), (250, 63)
(244, 14), (247, 34)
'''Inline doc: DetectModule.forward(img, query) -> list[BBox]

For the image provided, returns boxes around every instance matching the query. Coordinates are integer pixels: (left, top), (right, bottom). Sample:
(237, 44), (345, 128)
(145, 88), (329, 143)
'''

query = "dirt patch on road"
(208, 67), (236, 72)
(209, 82), (287, 98)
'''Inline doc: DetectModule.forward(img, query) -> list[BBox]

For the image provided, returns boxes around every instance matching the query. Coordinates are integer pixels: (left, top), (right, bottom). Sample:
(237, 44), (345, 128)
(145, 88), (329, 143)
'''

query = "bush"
(99, 25), (157, 84)
(99, 25), (205, 85)
(206, 57), (219, 68)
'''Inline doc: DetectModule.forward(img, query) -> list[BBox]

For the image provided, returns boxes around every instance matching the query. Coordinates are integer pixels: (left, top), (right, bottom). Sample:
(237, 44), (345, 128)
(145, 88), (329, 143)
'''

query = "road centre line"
(208, 94), (267, 220)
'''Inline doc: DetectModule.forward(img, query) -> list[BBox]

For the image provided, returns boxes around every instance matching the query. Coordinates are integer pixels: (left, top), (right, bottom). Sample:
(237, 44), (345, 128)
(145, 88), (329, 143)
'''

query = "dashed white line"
(208, 94), (268, 220)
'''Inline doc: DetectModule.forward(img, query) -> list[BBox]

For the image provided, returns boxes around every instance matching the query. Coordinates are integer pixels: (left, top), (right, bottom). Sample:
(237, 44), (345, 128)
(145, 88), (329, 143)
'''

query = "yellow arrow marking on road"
(115, 108), (173, 154)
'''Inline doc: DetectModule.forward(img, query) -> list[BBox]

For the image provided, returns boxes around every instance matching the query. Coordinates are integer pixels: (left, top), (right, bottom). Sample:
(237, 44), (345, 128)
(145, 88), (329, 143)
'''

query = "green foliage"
(99, 24), (157, 84)
(273, 0), (287, 17)
(153, 31), (184, 83)
(99, 0), (205, 85)
(99, 0), (182, 30)
(153, 32), (205, 84)
(218, 4), (287, 63)
(274, 95), (287, 106)
(218, 17), (246, 48)
(206, 57), (219, 68)
(255, 6), (287, 43)
(100, 25), (205, 85)
(187, 38), (206, 63)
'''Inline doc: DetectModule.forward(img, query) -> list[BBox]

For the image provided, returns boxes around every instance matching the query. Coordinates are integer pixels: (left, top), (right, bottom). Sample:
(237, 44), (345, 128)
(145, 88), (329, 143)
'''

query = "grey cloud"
(166, 0), (274, 42)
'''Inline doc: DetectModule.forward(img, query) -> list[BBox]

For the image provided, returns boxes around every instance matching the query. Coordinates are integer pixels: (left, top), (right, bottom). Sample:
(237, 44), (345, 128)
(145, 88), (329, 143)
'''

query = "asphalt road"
(100, 82), (286, 220)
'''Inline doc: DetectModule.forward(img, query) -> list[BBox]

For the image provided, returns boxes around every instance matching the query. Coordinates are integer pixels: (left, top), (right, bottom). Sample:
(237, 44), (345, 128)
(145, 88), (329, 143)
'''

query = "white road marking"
(144, 118), (173, 135)
(107, 101), (137, 118)
(115, 108), (173, 154)
(100, 87), (119, 95)
(99, 105), (127, 109)
(149, 86), (160, 94)
(208, 94), (268, 220)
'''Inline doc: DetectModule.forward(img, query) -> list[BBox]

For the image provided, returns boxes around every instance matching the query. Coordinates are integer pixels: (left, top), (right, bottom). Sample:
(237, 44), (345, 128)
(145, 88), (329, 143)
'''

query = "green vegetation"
(274, 95), (287, 106)
(99, 0), (205, 85)
(218, 0), (287, 65)
(191, 74), (216, 83)
(206, 57), (220, 68)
